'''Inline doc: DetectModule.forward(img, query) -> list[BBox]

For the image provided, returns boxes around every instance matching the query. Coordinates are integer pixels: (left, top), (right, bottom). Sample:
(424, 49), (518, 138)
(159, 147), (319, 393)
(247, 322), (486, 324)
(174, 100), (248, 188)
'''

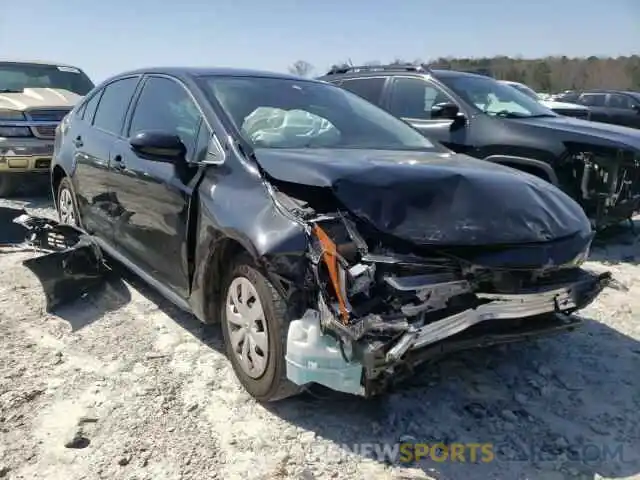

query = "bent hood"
(511, 115), (640, 152)
(0, 88), (81, 110)
(255, 148), (592, 246)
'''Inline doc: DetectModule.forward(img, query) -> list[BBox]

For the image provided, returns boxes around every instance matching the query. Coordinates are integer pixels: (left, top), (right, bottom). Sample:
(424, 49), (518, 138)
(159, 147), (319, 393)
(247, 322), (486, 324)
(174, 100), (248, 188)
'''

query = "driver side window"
(128, 76), (202, 160)
(388, 78), (452, 120)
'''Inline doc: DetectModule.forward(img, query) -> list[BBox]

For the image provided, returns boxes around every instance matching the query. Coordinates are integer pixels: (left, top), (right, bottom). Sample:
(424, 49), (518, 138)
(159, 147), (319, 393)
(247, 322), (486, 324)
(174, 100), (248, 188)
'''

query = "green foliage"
(426, 55), (640, 92)
(302, 55), (640, 92)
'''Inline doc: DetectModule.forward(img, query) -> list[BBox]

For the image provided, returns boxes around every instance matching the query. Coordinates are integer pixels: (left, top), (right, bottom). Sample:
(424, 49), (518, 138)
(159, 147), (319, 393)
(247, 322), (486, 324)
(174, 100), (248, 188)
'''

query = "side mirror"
(632, 104), (640, 114)
(129, 130), (186, 162)
(431, 102), (461, 120)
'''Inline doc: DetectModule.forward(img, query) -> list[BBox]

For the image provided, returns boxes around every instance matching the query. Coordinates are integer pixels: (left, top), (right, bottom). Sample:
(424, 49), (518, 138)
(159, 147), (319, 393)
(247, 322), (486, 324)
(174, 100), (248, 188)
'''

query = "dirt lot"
(0, 195), (639, 480)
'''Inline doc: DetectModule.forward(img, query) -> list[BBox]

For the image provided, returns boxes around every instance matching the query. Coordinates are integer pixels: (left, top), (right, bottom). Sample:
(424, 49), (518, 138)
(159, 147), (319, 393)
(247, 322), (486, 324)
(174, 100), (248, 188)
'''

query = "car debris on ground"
(0, 206), (108, 311)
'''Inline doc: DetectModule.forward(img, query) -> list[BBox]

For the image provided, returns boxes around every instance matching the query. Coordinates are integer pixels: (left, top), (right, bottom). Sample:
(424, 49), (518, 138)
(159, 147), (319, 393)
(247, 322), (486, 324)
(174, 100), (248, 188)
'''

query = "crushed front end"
(557, 145), (640, 229)
(285, 213), (611, 397)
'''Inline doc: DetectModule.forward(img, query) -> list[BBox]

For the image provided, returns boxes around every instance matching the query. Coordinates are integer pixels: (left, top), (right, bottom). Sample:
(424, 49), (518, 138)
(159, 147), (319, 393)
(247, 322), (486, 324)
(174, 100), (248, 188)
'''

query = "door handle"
(112, 155), (126, 170)
(73, 136), (83, 148)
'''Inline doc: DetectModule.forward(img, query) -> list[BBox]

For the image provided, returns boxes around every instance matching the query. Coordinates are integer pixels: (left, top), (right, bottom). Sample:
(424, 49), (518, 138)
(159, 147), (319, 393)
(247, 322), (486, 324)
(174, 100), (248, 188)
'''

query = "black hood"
(510, 116), (640, 152)
(255, 148), (592, 247)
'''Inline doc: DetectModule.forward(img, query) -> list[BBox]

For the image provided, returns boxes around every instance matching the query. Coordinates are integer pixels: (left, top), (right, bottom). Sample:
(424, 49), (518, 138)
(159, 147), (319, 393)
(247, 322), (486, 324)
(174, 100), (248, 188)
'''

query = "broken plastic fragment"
(0, 206), (110, 312)
(285, 309), (364, 395)
(23, 237), (108, 312)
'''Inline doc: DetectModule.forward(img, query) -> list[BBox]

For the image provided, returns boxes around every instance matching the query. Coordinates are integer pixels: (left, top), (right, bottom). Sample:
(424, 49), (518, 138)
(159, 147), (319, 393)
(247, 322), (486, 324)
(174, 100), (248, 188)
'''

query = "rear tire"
(57, 177), (80, 226)
(220, 254), (302, 402)
(0, 175), (17, 197)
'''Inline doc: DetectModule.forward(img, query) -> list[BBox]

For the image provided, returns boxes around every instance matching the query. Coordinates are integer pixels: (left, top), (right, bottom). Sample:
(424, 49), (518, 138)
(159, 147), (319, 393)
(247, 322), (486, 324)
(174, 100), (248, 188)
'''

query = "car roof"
(317, 68), (490, 81)
(0, 59), (85, 69)
(111, 66), (324, 83)
(579, 89), (638, 95)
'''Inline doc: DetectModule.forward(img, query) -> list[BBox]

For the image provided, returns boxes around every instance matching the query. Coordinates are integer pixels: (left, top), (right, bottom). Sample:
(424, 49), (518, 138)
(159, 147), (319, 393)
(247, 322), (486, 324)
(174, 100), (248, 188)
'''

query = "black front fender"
(188, 168), (309, 323)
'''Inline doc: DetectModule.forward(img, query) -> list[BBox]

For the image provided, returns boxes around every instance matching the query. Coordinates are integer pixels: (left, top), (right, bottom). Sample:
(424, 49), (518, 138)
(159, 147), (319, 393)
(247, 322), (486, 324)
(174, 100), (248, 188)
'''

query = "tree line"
(289, 56), (640, 93)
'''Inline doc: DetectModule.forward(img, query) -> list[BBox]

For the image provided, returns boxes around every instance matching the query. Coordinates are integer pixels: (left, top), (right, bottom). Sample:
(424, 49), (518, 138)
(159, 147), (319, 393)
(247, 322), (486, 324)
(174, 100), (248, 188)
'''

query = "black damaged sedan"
(50, 68), (611, 401)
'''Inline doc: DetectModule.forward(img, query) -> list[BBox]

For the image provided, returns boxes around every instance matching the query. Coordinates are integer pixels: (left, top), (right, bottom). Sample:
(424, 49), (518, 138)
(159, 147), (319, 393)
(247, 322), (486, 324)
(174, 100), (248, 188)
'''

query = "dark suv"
(553, 89), (640, 129)
(318, 65), (640, 227)
(50, 67), (609, 401)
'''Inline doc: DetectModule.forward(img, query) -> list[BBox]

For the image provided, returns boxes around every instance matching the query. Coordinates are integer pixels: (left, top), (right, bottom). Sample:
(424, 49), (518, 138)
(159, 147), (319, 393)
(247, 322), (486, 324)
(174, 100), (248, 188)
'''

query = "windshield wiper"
(0, 88), (23, 93)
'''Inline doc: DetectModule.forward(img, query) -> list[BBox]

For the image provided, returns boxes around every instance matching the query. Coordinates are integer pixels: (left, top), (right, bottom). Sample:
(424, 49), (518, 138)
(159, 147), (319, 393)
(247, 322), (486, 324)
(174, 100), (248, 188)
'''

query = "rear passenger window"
(340, 77), (386, 104)
(93, 77), (139, 135)
(81, 90), (103, 124)
(607, 94), (632, 109)
(579, 94), (605, 107)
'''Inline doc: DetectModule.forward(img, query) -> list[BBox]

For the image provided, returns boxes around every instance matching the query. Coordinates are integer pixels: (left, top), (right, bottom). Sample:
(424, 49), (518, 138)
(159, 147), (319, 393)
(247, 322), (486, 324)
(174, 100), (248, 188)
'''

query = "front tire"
(220, 254), (301, 402)
(57, 177), (79, 226)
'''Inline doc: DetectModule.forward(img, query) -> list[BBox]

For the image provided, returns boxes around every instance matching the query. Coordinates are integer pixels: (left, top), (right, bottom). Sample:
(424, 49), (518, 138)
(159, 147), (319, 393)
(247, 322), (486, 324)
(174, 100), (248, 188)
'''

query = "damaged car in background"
(319, 65), (640, 229)
(31, 68), (613, 401)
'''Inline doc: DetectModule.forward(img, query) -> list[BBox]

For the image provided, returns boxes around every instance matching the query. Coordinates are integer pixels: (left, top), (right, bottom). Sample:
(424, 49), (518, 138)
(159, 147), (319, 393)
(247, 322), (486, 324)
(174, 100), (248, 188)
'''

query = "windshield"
(199, 76), (443, 151)
(506, 82), (540, 101)
(440, 75), (556, 118)
(0, 62), (94, 95)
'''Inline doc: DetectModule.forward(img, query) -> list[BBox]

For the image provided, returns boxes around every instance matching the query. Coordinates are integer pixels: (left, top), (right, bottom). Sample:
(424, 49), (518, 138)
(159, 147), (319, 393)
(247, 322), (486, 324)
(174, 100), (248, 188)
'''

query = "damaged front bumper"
(0, 206), (108, 311)
(284, 216), (613, 397)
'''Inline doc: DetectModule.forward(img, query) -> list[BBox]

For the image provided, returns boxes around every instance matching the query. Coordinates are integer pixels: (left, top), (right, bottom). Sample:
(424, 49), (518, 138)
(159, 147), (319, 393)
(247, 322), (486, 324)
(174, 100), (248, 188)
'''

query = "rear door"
(109, 75), (204, 297)
(577, 93), (610, 123)
(606, 93), (640, 129)
(71, 76), (140, 240)
(385, 76), (470, 152)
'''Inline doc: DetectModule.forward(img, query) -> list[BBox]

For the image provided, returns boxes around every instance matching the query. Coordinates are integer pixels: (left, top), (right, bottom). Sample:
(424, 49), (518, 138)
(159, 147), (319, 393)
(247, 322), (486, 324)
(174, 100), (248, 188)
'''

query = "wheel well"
(499, 161), (551, 182)
(52, 166), (66, 206)
(203, 238), (251, 323)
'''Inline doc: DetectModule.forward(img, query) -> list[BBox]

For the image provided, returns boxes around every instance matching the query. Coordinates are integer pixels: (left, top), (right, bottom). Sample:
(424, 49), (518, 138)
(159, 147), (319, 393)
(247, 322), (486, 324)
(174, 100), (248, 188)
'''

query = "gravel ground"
(0, 194), (639, 480)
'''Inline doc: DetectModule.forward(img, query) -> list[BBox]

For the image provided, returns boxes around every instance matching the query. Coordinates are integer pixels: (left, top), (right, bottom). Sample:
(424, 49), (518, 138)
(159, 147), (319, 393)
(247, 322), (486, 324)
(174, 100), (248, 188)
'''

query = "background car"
(317, 64), (640, 227)
(499, 80), (591, 120)
(0, 59), (94, 196)
(553, 89), (640, 129)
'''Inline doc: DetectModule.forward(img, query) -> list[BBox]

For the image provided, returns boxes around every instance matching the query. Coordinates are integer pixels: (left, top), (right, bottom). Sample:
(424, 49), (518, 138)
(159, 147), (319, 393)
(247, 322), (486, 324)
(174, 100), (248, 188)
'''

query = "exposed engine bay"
(273, 185), (613, 397)
(559, 146), (640, 229)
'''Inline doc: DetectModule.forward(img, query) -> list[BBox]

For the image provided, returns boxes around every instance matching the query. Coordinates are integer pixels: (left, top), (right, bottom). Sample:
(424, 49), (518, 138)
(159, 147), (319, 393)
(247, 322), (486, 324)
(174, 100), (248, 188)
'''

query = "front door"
(385, 76), (470, 153)
(109, 75), (203, 297)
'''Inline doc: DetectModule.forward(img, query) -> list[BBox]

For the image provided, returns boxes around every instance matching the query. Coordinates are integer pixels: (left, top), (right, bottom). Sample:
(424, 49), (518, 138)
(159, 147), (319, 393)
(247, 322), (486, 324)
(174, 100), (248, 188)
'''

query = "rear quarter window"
(92, 77), (140, 135)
